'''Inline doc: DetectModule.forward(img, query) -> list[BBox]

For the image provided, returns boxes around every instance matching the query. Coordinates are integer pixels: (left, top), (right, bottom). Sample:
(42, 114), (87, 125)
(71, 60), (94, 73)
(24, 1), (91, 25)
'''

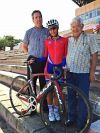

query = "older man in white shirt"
(66, 17), (98, 133)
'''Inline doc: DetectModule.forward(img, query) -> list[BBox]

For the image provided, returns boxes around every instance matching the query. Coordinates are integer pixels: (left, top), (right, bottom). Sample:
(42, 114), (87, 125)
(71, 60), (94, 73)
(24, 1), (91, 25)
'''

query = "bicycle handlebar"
(24, 57), (64, 81)
(24, 56), (37, 65)
(24, 60), (35, 65)
(52, 66), (63, 80)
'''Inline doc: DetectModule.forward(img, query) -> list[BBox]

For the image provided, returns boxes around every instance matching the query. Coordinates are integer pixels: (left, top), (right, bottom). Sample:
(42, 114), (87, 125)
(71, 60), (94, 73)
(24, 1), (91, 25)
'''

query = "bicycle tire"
(62, 83), (92, 133)
(40, 84), (66, 133)
(9, 76), (33, 115)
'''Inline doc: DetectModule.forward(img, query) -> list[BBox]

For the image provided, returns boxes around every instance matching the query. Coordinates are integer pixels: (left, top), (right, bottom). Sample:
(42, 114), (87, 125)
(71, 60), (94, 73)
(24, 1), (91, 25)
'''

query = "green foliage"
(0, 38), (5, 50)
(0, 35), (21, 50)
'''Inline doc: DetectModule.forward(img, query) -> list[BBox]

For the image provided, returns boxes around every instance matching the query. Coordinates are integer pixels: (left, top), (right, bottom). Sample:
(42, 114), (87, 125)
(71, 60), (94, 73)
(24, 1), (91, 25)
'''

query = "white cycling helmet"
(46, 19), (59, 29)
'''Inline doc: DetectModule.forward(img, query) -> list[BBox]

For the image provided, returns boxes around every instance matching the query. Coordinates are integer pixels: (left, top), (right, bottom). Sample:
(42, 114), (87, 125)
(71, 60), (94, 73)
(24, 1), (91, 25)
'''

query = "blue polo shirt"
(23, 27), (49, 59)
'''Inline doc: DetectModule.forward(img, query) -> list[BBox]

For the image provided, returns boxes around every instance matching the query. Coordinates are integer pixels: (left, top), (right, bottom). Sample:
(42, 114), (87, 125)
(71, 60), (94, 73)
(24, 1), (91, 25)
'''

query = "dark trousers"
(27, 61), (46, 95)
(67, 72), (90, 129)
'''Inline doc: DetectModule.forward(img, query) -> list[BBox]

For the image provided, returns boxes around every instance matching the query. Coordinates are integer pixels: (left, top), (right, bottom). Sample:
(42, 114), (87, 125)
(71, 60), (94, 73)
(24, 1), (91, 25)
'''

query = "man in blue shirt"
(21, 10), (49, 95)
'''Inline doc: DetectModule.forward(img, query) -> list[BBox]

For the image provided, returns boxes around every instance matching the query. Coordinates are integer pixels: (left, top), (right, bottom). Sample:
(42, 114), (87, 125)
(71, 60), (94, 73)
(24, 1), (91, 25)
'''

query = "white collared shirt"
(67, 33), (98, 73)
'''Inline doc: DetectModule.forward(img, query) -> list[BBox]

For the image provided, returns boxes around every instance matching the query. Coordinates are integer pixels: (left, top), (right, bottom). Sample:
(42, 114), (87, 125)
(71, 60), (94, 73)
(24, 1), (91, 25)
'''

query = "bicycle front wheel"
(62, 83), (92, 133)
(9, 76), (33, 115)
(40, 85), (66, 133)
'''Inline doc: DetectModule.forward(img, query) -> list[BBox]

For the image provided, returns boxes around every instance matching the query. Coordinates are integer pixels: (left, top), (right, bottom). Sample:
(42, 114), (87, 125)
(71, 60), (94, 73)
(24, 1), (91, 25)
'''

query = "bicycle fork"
(54, 82), (63, 105)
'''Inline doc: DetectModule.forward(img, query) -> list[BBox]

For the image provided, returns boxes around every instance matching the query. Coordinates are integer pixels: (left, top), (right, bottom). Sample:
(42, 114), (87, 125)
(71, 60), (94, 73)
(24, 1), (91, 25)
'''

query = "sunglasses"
(49, 27), (57, 31)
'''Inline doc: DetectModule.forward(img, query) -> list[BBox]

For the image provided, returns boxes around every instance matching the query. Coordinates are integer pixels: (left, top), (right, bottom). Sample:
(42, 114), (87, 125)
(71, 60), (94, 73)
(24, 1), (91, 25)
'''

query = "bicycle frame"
(17, 73), (64, 105)
(13, 62), (65, 115)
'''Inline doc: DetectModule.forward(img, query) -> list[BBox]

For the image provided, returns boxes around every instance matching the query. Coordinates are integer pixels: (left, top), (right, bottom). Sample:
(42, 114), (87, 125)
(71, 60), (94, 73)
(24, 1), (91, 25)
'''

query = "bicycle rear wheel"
(9, 76), (34, 115)
(62, 83), (92, 133)
(40, 85), (66, 133)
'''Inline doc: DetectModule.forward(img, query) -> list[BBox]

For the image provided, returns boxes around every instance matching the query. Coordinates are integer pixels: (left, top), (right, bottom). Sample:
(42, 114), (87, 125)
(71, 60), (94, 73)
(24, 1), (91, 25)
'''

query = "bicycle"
(40, 70), (92, 133)
(9, 60), (92, 133)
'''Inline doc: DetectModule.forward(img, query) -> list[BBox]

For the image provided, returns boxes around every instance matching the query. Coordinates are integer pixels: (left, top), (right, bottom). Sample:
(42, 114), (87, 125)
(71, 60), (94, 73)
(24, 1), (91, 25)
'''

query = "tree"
(0, 35), (21, 50)
(0, 38), (6, 50)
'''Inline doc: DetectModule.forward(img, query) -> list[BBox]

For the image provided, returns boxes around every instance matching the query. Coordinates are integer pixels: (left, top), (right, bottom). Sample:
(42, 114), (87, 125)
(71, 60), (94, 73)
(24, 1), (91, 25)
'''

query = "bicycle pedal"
(18, 113), (30, 118)
(30, 110), (37, 116)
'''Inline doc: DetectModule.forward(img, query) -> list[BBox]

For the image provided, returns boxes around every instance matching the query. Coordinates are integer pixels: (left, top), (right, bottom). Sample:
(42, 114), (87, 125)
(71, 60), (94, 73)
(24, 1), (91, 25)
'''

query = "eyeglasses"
(49, 27), (57, 31)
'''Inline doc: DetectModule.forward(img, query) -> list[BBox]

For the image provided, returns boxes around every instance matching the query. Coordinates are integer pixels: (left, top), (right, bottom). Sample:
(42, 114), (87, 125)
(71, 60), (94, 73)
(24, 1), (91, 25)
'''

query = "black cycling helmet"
(46, 19), (59, 29)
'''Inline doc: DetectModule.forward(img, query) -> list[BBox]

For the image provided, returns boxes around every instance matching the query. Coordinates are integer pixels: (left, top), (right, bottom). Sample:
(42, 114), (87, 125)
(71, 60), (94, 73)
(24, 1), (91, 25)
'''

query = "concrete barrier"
(0, 65), (27, 75)
(0, 84), (48, 133)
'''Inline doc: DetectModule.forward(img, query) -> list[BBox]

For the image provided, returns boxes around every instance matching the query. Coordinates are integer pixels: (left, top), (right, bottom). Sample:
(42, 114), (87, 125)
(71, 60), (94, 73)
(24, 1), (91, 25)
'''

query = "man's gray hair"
(71, 17), (84, 25)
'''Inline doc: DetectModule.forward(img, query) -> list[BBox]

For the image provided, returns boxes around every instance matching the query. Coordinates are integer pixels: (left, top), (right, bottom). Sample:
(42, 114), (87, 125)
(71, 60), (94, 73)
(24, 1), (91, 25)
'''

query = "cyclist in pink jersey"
(44, 19), (68, 122)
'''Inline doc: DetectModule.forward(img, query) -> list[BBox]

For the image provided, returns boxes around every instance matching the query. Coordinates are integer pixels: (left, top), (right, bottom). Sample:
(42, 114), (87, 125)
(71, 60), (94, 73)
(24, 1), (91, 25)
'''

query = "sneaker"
(54, 111), (60, 121)
(49, 111), (55, 122)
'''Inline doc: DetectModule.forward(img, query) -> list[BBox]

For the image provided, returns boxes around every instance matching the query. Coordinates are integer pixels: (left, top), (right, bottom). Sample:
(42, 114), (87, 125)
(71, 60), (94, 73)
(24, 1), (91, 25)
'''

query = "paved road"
(0, 116), (17, 133)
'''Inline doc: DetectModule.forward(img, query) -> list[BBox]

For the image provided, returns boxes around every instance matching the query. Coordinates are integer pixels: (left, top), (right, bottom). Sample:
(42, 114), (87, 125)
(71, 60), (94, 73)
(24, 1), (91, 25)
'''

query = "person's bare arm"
(90, 52), (98, 82)
(20, 43), (28, 53)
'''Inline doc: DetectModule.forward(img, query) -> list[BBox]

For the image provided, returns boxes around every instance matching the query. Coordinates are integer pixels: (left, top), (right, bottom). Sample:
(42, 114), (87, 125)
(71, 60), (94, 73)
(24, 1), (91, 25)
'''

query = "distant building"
(75, 0), (100, 33)
(13, 42), (22, 50)
(60, 0), (100, 37)
(5, 46), (11, 51)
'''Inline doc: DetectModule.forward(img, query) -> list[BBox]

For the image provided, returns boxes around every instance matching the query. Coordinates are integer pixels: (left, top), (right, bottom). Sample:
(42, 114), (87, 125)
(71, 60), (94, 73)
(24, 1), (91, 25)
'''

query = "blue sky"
(0, 0), (78, 39)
